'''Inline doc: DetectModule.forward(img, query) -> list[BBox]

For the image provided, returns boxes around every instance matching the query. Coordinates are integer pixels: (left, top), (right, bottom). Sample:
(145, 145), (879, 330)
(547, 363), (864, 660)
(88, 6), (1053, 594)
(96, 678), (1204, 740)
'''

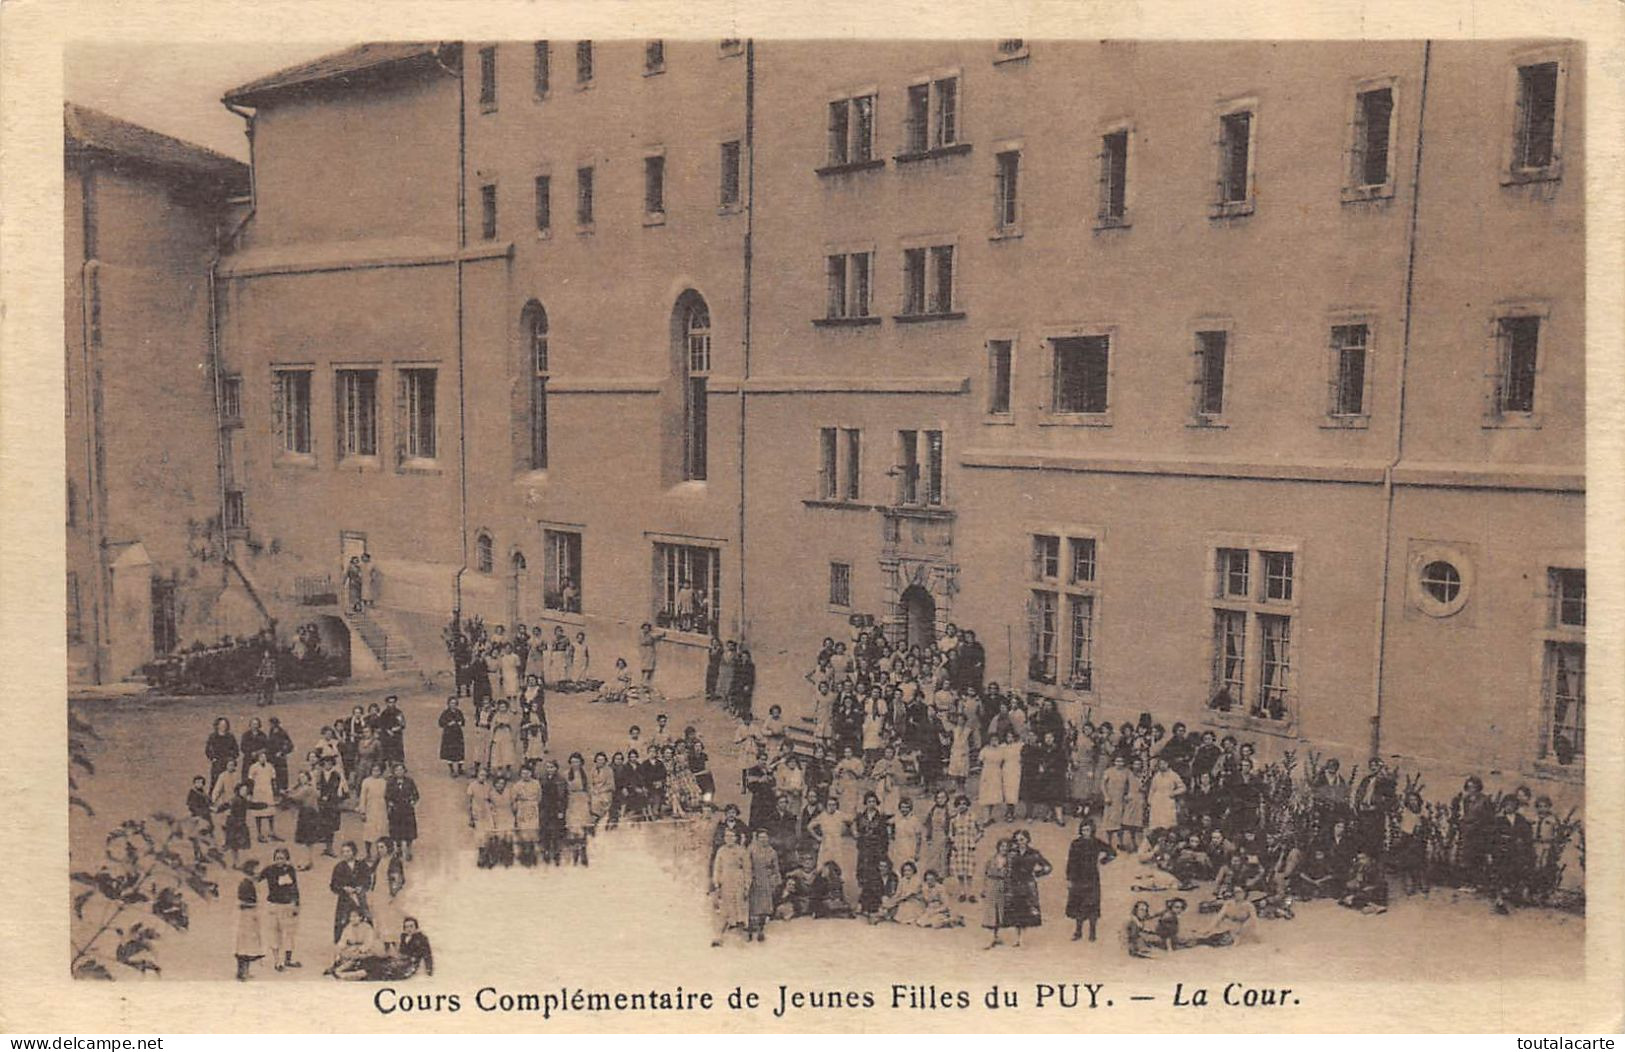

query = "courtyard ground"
(68, 675), (1584, 988)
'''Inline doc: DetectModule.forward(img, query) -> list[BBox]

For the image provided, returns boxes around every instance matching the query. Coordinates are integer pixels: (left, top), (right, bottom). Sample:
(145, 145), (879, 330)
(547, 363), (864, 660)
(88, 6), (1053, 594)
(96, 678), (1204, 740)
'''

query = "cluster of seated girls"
(465, 718), (717, 869)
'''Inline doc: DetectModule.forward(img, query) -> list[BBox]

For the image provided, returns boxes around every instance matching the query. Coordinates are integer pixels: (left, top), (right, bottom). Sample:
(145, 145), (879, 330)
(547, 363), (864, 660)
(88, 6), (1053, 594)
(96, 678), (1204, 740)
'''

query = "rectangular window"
(1543, 641), (1585, 766)
(1099, 129), (1129, 224)
(823, 252), (873, 320)
(654, 542), (721, 636)
(1496, 315), (1540, 414)
(843, 428), (862, 501)
(1515, 61), (1560, 171)
(1353, 86), (1395, 189)
(543, 529), (582, 612)
(480, 184), (498, 240)
(829, 562), (852, 608)
(1217, 109), (1254, 207)
(905, 77), (959, 154)
(1257, 614), (1292, 720)
(534, 175), (551, 233)
(336, 369), (378, 457)
(275, 369), (312, 455)
(533, 41), (550, 96)
(644, 155), (666, 217)
(1053, 335), (1110, 414)
(902, 249), (927, 315)
(1067, 594), (1095, 691)
(1032, 535), (1060, 581)
(402, 368), (437, 461)
(819, 427), (838, 499)
(1069, 537), (1097, 585)
(720, 140), (741, 207)
(826, 94), (876, 166)
(1552, 568), (1585, 627)
(576, 166), (594, 226)
(67, 571), (83, 644)
(1218, 547), (1250, 598)
(644, 40), (665, 74)
(929, 246), (954, 313)
(576, 41), (593, 84)
(1213, 609), (1247, 702)
(478, 46), (497, 108)
(1261, 551), (1294, 602)
(1329, 323), (1369, 417)
(1195, 329), (1227, 417)
(1029, 590), (1058, 684)
(224, 488), (246, 529)
(924, 430), (944, 505)
(898, 429), (918, 505)
(220, 376), (243, 423)
(995, 149), (1020, 230)
(987, 339), (1013, 414)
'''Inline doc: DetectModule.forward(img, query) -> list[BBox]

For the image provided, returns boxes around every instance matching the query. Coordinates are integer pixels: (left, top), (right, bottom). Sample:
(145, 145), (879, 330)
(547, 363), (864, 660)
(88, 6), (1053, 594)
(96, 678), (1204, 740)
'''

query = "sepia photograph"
(5, 0), (1621, 1035)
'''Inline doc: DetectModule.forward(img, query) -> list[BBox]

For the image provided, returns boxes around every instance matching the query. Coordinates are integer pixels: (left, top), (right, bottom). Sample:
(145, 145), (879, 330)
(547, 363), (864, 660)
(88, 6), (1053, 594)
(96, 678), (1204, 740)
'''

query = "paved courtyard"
(68, 675), (1584, 985)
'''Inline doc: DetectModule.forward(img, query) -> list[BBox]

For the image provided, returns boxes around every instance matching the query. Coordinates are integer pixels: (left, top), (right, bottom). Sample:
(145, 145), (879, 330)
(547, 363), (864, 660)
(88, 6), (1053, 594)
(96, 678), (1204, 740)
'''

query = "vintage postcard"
(1, 0), (1621, 1036)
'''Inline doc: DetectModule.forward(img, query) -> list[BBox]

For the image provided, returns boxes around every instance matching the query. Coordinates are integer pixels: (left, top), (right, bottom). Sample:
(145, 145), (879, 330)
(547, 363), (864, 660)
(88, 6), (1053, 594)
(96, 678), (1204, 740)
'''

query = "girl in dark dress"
(1065, 819), (1117, 941)
(218, 782), (256, 867)
(385, 763), (420, 861)
(206, 717), (239, 785)
(704, 637), (724, 704)
(853, 792), (893, 915)
(734, 649), (757, 721)
(1003, 828), (1053, 946)
(438, 698), (466, 776)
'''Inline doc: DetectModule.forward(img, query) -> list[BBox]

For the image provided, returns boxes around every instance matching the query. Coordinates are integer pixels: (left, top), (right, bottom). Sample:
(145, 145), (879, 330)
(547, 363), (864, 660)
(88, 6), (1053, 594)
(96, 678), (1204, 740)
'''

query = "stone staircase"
(343, 607), (420, 673)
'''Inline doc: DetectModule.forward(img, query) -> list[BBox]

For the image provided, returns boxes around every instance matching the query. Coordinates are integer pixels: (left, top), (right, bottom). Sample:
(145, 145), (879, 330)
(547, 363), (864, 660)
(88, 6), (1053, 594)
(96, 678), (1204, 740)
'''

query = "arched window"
(522, 300), (549, 470)
(677, 294), (711, 480)
(475, 531), (494, 574)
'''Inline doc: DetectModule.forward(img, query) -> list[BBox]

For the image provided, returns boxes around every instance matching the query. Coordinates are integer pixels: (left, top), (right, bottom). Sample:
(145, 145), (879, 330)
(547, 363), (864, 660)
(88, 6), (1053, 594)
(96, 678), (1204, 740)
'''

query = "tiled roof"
(64, 103), (249, 188)
(223, 42), (450, 105)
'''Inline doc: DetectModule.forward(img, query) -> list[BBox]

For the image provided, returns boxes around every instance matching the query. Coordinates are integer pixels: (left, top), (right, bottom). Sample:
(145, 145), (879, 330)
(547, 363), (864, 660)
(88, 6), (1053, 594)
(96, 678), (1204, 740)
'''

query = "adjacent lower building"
(133, 39), (1584, 805)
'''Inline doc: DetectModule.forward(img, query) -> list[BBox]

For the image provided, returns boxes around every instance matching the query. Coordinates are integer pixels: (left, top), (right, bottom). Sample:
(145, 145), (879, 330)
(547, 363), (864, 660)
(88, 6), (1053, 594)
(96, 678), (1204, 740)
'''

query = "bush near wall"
(140, 631), (347, 694)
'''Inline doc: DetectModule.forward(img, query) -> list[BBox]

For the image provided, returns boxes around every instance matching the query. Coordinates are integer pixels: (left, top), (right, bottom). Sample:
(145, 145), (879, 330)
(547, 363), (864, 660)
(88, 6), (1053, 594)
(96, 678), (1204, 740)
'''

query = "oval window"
(1420, 560), (1462, 604)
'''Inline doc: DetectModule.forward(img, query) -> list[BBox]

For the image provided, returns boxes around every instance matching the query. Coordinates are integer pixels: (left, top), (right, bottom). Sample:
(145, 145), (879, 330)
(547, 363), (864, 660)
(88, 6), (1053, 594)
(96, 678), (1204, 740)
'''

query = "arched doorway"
(900, 584), (936, 652)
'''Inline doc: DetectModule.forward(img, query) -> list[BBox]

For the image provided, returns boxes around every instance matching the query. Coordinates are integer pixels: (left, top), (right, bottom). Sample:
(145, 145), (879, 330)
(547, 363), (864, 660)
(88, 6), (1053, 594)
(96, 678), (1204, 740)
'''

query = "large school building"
(92, 40), (1585, 805)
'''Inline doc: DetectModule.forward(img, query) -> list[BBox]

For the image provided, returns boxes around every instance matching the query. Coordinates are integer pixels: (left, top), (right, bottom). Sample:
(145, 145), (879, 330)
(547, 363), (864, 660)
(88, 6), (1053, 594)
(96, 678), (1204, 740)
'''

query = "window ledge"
(1530, 760), (1584, 784)
(993, 47), (1031, 65)
(274, 454), (318, 470)
(575, 80), (595, 93)
(1482, 412), (1543, 430)
(717, 203), (744, 216)
(536, 228), (553, 241)
(1341, 184), (1397, 204)
(533, 90), (550, 103)
(1209, 199), (1256, 219)
(1320, 415), (1370, 430)
(576, 223), (596, 237)
(539, 609), (586, 627)
(397, 459), (443, 475)
(982, 414), (1015, 426)
(893, 311), (966, 325)
(650, 629), (717, 650)
(1187, 418), (1230, 430)
(990, 227), (1023, 242)
(338, 454), (384, 470)
(894, 142), (973, 164)
(886, 503), (952, 518)
(1204, 711), (1299, 738)
(1025, 679), (1098, 702)
(643, 66), (666, 77)
(478, 101), (498, 115)
(803, 498), (881, 512)
(812, 315), (882, 329)
(1501, 166), (1562, 186)
(1093, 216), (1131, 232)
(643, 212), (667, 227)
(816, 158), (886, 177)
(1040, 413), (1113, 428)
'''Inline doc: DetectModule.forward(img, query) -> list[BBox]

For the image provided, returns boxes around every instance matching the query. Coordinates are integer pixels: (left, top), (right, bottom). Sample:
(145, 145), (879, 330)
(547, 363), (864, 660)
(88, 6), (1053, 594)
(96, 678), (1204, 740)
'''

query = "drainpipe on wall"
(213, 101), (260, 633)
(736, 40), (756, 642)
(1368, 39), (1431, 760)
(432, 44), (470, 620)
